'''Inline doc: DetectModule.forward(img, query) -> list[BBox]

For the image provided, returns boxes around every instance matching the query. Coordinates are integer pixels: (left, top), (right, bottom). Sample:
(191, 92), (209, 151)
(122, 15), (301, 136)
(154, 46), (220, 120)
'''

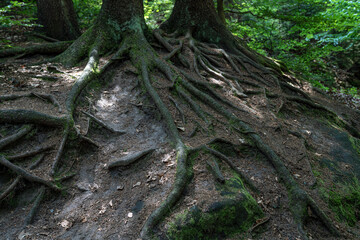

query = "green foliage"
(73, 0), (101, 29)
(144, 0), (173, 29)
(226, 0), (360, 92)
(0, 0), (37, 28)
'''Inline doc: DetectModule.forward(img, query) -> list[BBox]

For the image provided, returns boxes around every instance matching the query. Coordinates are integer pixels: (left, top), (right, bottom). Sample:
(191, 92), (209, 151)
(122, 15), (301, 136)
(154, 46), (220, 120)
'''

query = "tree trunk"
(37, 0), (81, 41)
(161, 0), (234, 48)
(217, 0), (226, 25)
(96, 0), (145, 27)
(162, 0), (285, 72)
(57, 0), (147, 66)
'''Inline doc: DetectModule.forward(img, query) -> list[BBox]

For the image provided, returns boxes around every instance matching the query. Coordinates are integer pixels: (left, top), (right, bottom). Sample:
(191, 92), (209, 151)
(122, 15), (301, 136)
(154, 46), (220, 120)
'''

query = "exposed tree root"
(0, 41), (72, 58)
(204, 146), (258, 192)
(0, 155), (60, 191)
(7, 145), (53, 161)
(139, 57), (190, 239)
(107, 148), (155, 169)
(0, 154), (45, 202)
(113, 29), (350, 239)
(24, 186), (45, 225)
(169, 96), (185, 124)
(206, 157), (225, 183)
(0, 92), (61, 112)
(81, 110), (126, 134)
(142, 30), (347, 237)
(2, 17), (357, 239)
(175, 86), (209, 124)
(0, 176), (20, 201)
(0, 125), (33, 150)
(0, 109), (67, 126)
(176, 72), (341, 238)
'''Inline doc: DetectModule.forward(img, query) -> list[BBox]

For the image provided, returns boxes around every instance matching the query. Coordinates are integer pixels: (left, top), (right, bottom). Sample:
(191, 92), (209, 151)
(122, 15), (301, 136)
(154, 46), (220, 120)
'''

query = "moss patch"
(167, 193), (263, 240)
(349, 136), (360, 157)
(167, 163), (263, 240)
(327, 178), (360, 227)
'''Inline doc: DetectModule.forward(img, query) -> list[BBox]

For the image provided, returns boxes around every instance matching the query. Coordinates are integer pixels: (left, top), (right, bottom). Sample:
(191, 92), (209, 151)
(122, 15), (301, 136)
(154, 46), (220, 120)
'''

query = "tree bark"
(161, 0), (237, 51)
(161, 0), (284, 72)
(96, 0), (145, 28)
(217, 0), (226, 25)
(56, 0), (147, 66)
(37, 0), (81, 41)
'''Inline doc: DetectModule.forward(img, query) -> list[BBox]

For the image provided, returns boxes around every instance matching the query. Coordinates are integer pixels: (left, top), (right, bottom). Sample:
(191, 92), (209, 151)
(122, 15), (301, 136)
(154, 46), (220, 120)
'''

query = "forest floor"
(0, 26), (360, 240)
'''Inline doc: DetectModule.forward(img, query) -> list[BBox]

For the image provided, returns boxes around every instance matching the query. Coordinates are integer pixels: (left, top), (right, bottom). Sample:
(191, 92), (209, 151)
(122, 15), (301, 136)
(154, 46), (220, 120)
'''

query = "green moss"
(349, 136), (360, 157)
(168, 156), (263, 239)
(167, 194), (263, 240)
(327, 178), (360, 226)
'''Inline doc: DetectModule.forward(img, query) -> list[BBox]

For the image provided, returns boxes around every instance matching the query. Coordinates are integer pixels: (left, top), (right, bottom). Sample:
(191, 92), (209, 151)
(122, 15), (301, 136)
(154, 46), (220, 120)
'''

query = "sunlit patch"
(96, 94), (117, 109)
(207, 77), (225, 87)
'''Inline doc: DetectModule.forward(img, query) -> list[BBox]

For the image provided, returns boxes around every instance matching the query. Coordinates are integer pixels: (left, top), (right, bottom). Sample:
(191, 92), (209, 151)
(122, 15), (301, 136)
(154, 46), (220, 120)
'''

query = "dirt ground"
(0, 26), (360, 240)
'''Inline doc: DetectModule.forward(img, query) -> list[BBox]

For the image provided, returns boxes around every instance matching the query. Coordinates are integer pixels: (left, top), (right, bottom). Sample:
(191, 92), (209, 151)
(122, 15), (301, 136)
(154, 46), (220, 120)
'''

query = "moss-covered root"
(54, 27), (96, 67)
(51, 47), (100, 176)
(120, 45), (191, 238)
(204, 146), (258, 192)
(0, 41), (72, 58)
(289, 188), (340, 239)
(168, 194), (263, 239)
(178, 76), (341, 238)
(0, 109), (67, 126)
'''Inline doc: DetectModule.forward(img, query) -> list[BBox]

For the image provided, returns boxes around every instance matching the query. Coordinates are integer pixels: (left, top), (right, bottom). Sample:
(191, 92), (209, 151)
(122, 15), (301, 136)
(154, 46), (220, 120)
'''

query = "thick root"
(0, 176), (21, 201)
(0, 92), (61, 112)
(0, 41), (72, 58)
(107, 148), (155, 169)
(0, 155), (60, 191)
(81, 111), (126, 134)
(206, 157), (225, 183)
(24, 186), (45, 225)
(0, 125), (33, 150)
(0, 109), (67, 126)
(7, 145), (53, 161)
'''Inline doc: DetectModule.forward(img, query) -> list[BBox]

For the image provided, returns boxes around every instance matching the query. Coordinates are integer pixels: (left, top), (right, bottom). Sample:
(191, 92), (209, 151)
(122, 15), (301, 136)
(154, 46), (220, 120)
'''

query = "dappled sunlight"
(96, 94), (117, 110)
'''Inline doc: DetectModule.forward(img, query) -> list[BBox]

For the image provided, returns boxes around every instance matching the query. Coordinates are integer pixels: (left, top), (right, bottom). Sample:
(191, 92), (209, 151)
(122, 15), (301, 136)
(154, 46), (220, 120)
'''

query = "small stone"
(128, 212), (133, 218)
(133, 182), (141, 188)
(60, 219), (72, 229)
(149, 183), (156, 189)
(117, 185), (124, 190)
(77, 182), (90, 191)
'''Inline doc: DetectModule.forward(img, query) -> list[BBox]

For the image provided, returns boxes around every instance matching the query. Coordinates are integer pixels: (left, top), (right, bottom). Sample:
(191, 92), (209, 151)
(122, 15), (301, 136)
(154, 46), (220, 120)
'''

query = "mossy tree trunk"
(36, 0), (81, 40)
(56, 0), (147, 66)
